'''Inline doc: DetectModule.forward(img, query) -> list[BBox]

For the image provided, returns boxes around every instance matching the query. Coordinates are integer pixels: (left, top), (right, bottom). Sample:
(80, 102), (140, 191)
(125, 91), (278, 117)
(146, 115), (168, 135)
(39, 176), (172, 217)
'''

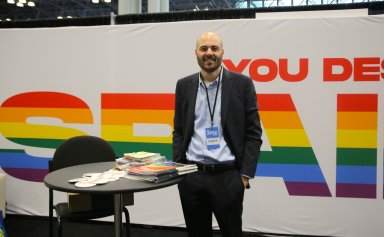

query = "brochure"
(124, 161), (198, 183)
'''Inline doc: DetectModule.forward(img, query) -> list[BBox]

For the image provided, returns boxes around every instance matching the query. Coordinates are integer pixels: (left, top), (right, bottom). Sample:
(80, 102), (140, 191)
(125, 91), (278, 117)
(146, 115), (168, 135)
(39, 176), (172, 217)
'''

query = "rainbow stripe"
(336, 94), (377, 198)
(101, 93), (175, 159)
(0, 92), (93, 181)
(257, 94), (331, 197)
(0, 91), (380, 200)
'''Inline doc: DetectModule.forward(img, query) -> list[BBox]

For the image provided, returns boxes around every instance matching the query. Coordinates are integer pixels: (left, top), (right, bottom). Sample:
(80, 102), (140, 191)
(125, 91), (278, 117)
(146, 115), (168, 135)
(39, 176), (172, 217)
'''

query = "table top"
(44, 161), (184, 194)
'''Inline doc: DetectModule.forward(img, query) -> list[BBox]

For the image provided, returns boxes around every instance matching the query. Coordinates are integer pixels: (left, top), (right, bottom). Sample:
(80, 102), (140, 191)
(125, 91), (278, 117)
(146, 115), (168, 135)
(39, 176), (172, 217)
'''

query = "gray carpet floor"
(4, 214), (322, 237)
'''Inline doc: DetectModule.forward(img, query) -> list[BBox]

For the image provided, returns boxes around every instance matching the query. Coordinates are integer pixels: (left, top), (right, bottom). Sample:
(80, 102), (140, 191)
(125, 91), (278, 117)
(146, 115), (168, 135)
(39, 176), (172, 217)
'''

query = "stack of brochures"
(124, 161), (198, 183)
(115, 151), (166, 169)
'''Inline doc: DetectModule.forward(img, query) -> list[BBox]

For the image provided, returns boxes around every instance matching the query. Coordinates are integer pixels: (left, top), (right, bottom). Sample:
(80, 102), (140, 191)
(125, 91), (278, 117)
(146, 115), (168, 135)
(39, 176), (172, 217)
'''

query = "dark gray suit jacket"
(172, 68), (263, 178)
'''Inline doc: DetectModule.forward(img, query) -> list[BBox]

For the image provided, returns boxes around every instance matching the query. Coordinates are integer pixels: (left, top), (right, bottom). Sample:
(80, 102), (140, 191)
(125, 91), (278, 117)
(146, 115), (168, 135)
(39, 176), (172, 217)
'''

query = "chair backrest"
(50, 135), (116, 172)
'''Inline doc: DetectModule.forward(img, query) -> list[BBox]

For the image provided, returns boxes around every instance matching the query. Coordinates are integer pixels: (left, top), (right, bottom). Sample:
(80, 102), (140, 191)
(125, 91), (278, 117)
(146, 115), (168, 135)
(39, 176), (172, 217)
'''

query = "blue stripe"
(0, 151), (49, 169)
(336, 165), (376, 184)
(256, 163), (327, 182)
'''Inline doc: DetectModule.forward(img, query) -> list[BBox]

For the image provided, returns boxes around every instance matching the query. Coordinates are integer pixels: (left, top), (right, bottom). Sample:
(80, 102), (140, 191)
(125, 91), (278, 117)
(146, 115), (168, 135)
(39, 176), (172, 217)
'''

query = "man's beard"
(197, 55), (222, 73)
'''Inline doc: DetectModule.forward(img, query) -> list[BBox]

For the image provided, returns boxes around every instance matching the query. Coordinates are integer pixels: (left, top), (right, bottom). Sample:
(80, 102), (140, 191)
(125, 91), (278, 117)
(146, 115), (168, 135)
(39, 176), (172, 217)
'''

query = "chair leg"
(123, 207), (130, 237)
(49, 189), (54, 237)
(58, 216), (63, 237)
(48, 215), (54, 237)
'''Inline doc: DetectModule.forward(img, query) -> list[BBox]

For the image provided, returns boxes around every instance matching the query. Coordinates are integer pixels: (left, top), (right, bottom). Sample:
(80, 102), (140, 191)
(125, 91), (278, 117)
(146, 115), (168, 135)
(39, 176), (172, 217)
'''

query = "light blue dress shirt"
(186, 68), (235, 164)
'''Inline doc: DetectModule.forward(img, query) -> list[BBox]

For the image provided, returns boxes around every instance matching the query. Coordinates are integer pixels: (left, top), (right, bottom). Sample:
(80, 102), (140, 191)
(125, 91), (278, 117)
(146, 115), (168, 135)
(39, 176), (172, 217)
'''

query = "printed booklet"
(124, 161), (198, 183)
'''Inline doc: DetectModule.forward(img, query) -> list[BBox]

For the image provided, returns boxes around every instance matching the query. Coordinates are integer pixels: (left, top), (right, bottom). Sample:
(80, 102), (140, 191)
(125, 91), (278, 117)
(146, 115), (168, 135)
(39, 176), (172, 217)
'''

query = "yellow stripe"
(337, 130), (377, 148)
(101, 125), (172, 143)
(0, 122), (87, 139)
(259, 111), (303, 129)
(0, 107), (93, 123)
(102, 109), (174, 125)
(266, 129), (310, 147)
(337, 112), (377, 130)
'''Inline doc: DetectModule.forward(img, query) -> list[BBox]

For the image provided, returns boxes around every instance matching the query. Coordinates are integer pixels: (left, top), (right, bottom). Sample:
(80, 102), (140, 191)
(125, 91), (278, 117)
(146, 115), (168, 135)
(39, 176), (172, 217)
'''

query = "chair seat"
(55, 202), (115, 221)
(48, 136), (131, 237)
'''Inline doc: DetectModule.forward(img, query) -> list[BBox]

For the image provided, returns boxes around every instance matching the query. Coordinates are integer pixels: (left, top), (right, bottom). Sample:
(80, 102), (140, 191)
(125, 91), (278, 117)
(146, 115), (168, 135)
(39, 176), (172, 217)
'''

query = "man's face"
(195, 34), (224, 73)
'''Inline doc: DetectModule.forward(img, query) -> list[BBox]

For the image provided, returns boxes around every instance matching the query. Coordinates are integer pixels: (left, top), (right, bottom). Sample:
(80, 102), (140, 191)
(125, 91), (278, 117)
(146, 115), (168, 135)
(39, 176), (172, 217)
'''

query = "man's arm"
(172, 79), (184, 163)
(240, 76), (263, 179)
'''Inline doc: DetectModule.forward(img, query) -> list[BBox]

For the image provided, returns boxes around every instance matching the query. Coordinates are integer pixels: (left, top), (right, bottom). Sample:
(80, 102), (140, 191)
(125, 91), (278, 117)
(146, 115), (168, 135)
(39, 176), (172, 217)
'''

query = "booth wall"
(0, 15), (383, 236)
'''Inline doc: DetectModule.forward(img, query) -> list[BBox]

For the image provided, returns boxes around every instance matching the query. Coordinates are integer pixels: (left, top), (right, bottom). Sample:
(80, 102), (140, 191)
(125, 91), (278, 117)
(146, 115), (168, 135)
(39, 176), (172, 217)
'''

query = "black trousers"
(178, 169), (245, 237)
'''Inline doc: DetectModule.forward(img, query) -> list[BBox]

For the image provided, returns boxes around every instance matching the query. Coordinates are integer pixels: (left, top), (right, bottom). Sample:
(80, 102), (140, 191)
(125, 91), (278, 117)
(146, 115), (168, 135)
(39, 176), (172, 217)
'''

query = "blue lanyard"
(201, 72), (221, 128)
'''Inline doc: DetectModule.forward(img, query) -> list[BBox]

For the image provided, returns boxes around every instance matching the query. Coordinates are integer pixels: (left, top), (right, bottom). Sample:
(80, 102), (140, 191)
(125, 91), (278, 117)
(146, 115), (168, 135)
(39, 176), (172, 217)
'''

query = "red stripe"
(258, 94), (296, 111)
(1, 92), (89, 108)
(102, 93), (175, 110)
(337, 94), (377, 112)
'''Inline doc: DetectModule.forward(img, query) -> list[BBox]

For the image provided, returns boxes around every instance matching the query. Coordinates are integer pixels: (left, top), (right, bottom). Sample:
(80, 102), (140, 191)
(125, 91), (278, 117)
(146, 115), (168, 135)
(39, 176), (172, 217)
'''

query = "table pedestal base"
(114, 194), (123, 237)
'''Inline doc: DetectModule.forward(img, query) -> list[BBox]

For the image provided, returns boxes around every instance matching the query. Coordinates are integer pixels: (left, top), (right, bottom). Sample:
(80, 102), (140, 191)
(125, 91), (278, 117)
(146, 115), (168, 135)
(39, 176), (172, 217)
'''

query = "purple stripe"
(286, 181), (332, 197)
(336, 183), (376, 199)
(3, 168), (48, 182)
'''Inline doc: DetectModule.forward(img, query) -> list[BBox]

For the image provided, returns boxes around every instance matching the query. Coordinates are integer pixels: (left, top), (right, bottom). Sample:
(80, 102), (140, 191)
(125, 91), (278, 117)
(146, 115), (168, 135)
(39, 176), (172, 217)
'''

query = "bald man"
(172, 32), (263, 237)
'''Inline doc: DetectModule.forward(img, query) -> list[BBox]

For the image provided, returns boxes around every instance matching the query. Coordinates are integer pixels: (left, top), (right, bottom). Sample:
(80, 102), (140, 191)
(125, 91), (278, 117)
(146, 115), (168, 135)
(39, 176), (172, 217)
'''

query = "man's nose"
(206, 48), (214, 55)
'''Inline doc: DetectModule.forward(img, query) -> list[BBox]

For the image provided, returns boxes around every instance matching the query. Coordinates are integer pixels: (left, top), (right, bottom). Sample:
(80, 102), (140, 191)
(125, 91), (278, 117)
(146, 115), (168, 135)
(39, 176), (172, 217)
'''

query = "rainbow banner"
(336, 94), (378, 198)
(0, 15), (383, 237)
(0, 91), (92, 181)
(101, 93), (174, 158)
(257, 94), (331, 197)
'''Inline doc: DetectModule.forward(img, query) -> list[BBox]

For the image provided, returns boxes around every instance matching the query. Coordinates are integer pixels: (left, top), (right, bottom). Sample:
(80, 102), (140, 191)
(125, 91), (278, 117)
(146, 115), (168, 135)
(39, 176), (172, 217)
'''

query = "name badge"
(205, 127), (220, 150)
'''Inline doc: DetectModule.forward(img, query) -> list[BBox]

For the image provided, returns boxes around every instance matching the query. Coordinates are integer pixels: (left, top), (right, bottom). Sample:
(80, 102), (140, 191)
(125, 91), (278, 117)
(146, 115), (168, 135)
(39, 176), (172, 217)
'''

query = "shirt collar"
(198, 67), (223, 88)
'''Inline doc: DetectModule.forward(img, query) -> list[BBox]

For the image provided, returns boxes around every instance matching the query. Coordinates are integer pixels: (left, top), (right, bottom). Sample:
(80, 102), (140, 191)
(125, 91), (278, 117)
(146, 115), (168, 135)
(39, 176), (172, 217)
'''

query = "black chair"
(48, 135), (130, 237)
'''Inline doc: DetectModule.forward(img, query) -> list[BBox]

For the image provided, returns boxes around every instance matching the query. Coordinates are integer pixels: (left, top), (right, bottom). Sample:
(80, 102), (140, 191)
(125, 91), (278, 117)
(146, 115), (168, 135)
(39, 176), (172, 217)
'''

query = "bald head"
(195, 32), (223, 50)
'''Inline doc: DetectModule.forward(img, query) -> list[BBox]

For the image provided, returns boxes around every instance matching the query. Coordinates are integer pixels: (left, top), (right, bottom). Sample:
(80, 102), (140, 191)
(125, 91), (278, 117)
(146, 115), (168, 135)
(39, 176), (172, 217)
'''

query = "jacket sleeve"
(240, 77), (263, 178)
(172, 79), (184, 163)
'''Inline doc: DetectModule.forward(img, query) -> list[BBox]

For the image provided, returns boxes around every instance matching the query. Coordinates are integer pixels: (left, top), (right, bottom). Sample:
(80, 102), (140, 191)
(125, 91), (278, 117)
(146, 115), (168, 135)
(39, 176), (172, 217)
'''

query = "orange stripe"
(102, 109), (174, 125)
(260, 111), (302, 129)
(337, 112), (377, 130)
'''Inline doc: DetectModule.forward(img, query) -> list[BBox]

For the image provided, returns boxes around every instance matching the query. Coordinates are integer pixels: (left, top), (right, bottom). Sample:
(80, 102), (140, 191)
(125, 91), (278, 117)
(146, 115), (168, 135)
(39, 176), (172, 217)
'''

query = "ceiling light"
(16, 2), (24, 7)
(27, 1), (35, 6)
(7, 0), (16, 4)
(57, 16), (63, 19)
(6, 18), (12, 21)
(92, 0), (99, 3)
(19, 0), (27, 3)
(104, 0), (111, 2)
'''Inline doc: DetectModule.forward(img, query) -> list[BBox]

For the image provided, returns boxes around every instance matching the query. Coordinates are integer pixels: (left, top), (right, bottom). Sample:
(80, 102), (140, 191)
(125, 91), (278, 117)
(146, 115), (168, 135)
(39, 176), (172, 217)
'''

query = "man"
(172, 32), (262, 237)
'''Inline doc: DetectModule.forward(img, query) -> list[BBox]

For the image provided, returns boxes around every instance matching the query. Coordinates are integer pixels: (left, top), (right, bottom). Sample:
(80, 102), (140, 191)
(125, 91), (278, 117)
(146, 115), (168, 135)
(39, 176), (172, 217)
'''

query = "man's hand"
(241, 176), (250, 189)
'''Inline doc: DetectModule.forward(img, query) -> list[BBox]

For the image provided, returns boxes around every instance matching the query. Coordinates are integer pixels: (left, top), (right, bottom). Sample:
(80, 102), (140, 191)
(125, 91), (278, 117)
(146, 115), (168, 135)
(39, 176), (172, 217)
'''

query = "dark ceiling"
(0, 0), (246, 21)
(2, 0), (383, 22)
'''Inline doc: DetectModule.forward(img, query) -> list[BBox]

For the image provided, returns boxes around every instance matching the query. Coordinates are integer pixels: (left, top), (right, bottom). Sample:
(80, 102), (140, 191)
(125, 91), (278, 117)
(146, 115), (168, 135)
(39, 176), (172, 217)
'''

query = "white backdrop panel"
(0, 15), (383, 237)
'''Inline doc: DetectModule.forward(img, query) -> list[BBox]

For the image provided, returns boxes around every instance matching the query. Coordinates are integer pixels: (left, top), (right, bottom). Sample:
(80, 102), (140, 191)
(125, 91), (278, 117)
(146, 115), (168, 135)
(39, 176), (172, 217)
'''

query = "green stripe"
(337, 148), (376, 166)
(4, 139), (173, 159)
(0, 149), (25, 153)
(259, 147), (318, 165)
(7, 138), (65, 149)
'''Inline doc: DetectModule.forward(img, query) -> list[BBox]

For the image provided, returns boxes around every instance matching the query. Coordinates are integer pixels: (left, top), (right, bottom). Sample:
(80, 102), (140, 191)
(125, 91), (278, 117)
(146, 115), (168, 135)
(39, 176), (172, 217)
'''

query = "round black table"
(44, 161), (184, 237)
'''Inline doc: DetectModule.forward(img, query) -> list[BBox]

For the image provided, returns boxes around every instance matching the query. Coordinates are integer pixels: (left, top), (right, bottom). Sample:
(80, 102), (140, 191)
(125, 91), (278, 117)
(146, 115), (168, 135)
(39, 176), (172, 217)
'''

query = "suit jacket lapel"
(186, 73), (199, 136)
(221, 68), (233, 127)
